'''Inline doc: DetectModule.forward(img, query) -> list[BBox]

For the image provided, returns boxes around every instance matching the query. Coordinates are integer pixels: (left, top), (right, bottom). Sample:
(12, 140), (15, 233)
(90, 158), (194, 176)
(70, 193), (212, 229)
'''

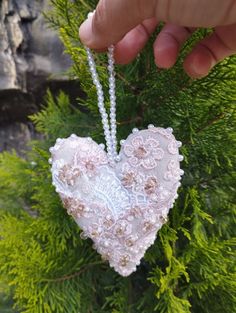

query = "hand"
(79, 0), (236, 78)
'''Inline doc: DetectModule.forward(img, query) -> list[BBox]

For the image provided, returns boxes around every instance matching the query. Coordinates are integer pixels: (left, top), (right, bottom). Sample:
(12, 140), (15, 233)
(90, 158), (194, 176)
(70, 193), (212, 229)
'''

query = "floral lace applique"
(148, 127), (173, 139)
(142, 219), (156, 233)
(113, 219), (132, 238)
(62, 196), (90, 219)
(144, 176), (159, 195)
(120, 163), (145, 192)
(83, 223), (103, 239)
(74, 141), (108, 176)
(58, 164), (82, 186)
(124, 234), (139, 248)
(101, 214), (116, 229)
(123, 136), (164, 169)
(164, 160), (182, 181)
(168, 140), (179, 155)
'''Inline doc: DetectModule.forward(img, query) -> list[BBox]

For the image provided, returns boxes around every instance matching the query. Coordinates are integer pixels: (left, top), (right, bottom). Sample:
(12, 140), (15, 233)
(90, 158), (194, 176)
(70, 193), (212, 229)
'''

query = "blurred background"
(0, 0), (76, 156)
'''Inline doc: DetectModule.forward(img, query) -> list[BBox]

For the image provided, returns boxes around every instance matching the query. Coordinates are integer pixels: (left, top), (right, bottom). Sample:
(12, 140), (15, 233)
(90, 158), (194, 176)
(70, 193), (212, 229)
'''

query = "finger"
(79, 0), (156, 49)
(114, 18), (158, 64)
(153, 24), (195, 69)
(154, 0), (236, 27)
(184, 23), (236, 78)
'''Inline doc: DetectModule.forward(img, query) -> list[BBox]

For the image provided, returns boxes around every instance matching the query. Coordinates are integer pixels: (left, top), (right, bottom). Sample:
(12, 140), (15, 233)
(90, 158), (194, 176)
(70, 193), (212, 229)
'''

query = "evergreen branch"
(195, 112), (225, 134)
(117, 116), (142, 126)
(183, 112), (227, 145)
(43, 261), (104, 283)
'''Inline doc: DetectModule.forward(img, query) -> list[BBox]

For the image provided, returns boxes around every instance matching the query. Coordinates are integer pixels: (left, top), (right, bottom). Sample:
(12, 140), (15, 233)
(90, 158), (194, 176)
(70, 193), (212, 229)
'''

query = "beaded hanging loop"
(85, 45), (118, 163)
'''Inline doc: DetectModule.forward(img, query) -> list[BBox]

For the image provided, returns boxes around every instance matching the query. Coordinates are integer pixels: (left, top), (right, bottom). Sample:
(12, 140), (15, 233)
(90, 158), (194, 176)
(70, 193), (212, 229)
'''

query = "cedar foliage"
(0, 0), (236, 312)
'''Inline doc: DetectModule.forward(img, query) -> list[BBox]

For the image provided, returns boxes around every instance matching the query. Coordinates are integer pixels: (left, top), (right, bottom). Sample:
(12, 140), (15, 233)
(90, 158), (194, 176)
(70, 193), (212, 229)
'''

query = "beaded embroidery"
(50, 126), (183, 276)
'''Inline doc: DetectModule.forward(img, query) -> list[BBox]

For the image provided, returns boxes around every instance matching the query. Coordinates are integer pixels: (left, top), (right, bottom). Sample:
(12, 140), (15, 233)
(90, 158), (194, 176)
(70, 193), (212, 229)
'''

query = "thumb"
(79, 0), (155, 49)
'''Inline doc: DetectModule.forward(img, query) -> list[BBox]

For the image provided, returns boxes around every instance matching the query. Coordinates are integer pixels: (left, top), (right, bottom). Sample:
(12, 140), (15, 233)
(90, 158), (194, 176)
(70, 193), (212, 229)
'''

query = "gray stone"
(0, 0), (72, 92)
(0, 122), (43, 156)
(0, 0), (78, 154)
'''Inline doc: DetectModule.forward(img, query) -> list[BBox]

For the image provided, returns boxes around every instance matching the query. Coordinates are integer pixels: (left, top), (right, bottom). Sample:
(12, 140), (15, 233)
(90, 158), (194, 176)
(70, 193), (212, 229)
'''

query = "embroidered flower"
(62, 197), (89, 218)
(85, 223), (103, 239)
(102, 214), (116, 229)
(144, 176), (159, 195)
(120, 163), (145, 191)
(168, 140), (178, 155)
(119, 254), (131, 267)
(164, 160), (181, 181)
(58, 164), (81, 186)
(125, 234), (138, 247)
(113, 220), (132, 237)
(129, 205), (143, 218)
(142, 219), (156, 233)
(123, 136), (164, 169)
(74, 141), (108, 176)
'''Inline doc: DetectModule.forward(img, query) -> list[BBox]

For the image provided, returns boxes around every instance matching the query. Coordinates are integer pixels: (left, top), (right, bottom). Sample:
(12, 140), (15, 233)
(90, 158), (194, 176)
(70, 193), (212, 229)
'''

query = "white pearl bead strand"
(85, 45), (118, 163)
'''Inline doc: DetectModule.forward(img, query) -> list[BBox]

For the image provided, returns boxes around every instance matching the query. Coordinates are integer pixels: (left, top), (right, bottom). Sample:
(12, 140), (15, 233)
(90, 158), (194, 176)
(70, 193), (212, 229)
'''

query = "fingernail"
(191, 57), (215, 78)
(79, 14), (93, 45)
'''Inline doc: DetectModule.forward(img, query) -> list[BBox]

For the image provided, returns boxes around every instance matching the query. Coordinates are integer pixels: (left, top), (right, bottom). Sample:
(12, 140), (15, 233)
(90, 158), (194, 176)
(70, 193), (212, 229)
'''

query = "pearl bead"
(148, 124), (155, 129)
(179, 155), (184, 161)
(166, 127), (173, 133)
(132, 128), (139, 134)
(86, 45), (119, 161)
(177, 141), (182, 147)
(115, 156), (121, 162)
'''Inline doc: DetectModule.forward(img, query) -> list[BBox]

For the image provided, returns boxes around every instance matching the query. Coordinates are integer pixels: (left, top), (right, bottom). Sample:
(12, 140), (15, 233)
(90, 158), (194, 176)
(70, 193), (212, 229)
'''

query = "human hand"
(79, 0), (236, 78)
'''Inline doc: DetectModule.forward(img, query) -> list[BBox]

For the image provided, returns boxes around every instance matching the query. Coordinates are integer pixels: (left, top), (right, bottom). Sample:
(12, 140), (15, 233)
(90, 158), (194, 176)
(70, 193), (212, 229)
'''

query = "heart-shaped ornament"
(49, 125), (183, 276)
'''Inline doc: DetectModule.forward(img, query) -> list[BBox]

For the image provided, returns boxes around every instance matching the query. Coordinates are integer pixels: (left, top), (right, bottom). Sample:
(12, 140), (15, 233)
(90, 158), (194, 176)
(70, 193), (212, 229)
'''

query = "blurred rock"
(0, 122), (43, 156)
(0, 0), (81, 154)
(0, 0), (72, 93)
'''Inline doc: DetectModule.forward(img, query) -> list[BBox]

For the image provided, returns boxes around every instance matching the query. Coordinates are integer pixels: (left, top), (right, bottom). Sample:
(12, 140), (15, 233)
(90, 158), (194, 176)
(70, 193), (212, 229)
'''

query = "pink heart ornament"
(49, 125), (183, 276)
